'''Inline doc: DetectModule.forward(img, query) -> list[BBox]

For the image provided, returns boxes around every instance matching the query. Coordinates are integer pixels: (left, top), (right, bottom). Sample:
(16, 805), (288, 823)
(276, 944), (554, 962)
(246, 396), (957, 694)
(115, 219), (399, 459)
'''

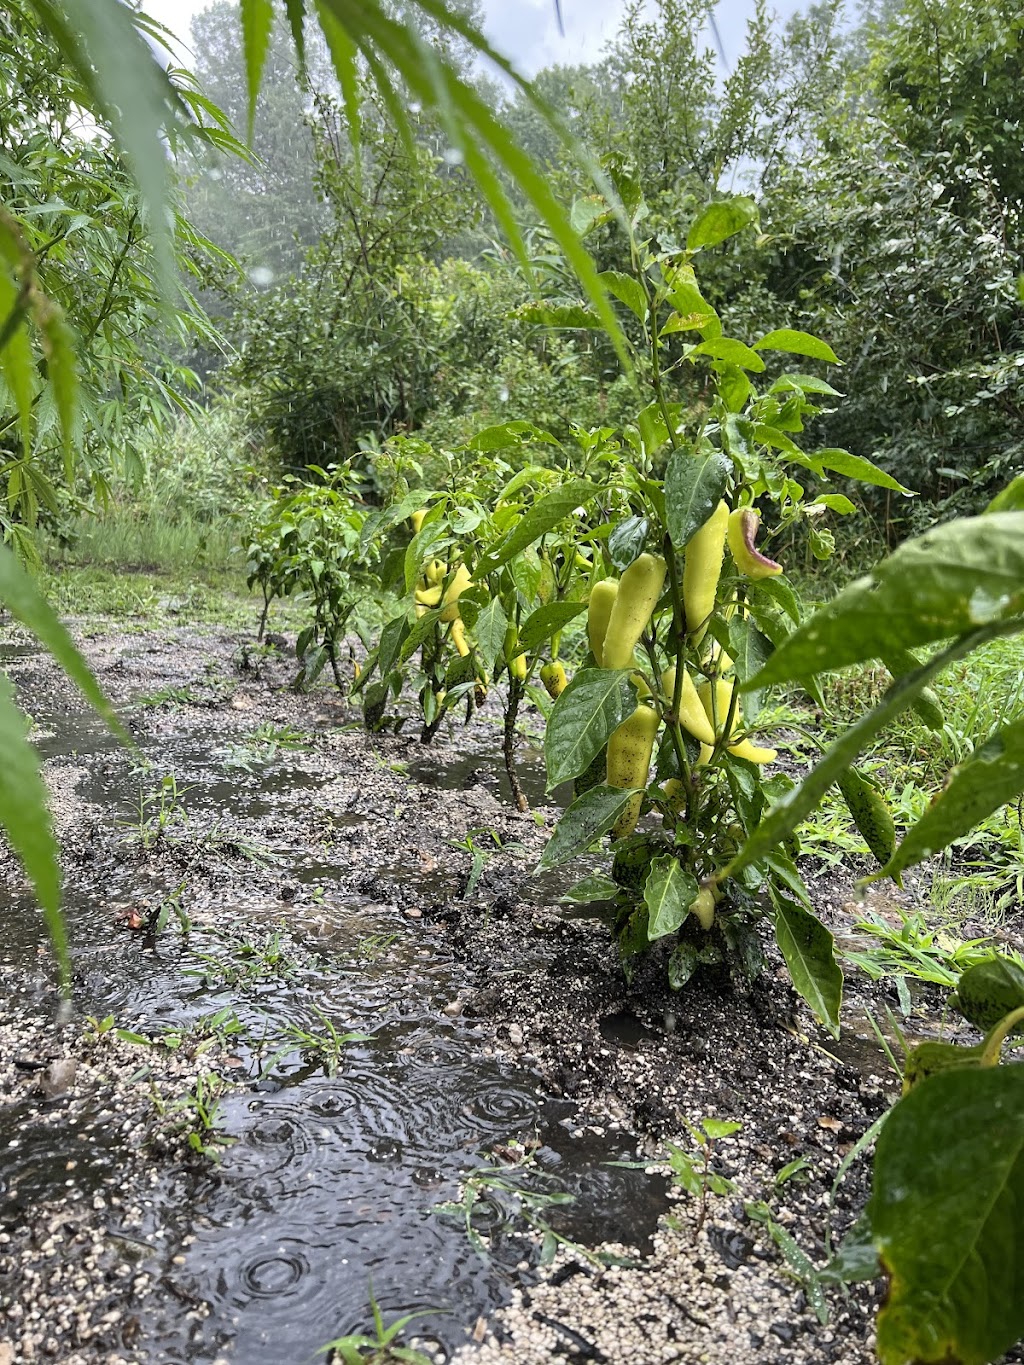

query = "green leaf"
(686, 196), (757, 250)
(987, 475), (1024, 513)
(518, 600), (588, 655)
(515, 302), (603, 329)
(774, 896), (842, 1037)
(473, 596), (508, 676)
(37, 302), (78, 467)
(880, 718), (1024, 882)
(0, 270), (35, 454)
(544, 667), (635, 788)
(570, 194), (613, 236)
(477, 479), (599, 574)
(643, 856), (697, 940)
(559, 871), (619, 903)
(31, 0), (181, 286)
(750, 514), (1024, 686)
(870, 1066), (1024, 1365)
(730, 628), (1002, 878)
(661, 264), (719, 333)
(753, 329), (840, 365)
(727, 618), (773, 718)
(812, 448), (912, 494)
(0, 546), (120, 736)
(240, 0), (275, 140)
(811, 494), (857, 515)
(0, 673), (67, 986)
(466, 421), (558, 451)
(664, 446), (730, 550)
(607, 516), (650, 571)
(598, 270), (647, 321)
(536, 785), (639, 871)
(769, 372), (843, 398)
(688, 337), (765, 372)
(949, 959), (1024, 1034)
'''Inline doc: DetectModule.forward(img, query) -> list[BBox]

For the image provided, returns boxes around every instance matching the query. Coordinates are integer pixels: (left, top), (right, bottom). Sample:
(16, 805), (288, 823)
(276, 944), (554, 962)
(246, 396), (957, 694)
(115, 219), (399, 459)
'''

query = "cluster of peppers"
(586, 502), (784, 853)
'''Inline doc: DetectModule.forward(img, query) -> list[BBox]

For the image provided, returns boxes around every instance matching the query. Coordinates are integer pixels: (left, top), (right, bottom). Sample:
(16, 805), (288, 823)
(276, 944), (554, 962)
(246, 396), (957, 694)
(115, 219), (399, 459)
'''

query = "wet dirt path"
(0, 629), (662, 1364)
(3, 623), (1022, 1365)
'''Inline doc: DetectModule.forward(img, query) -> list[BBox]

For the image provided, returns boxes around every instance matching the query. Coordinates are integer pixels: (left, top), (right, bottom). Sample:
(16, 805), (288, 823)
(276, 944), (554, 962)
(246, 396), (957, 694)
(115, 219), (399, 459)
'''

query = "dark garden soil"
(1, 620), (1020, 1365)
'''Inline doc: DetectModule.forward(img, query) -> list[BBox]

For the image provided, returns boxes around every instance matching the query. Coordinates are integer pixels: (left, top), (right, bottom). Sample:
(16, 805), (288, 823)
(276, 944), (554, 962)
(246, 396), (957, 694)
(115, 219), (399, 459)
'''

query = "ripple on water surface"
(4, 683), (667, 1365)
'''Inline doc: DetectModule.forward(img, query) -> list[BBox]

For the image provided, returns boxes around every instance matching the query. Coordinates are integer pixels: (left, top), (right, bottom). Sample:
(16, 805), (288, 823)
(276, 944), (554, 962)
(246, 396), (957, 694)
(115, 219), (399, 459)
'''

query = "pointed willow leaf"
(536, 785), (638, 871)
(316, 0), (629, 367)
(0, 269), (35, 454)
(643, 856), (697, 940)
(240, 0), (274, 140)
(30, 0), (180, 286)
(870, 1066), (1024, 1365)
(750, 514), (1024, 687)
(881, 718), (1024, 882)
(664, 446), (730, 550)
(0, 546), (121, 736)
(36, 300), (78, 468)
(729, 628), (1005, 879)
(315, 1), (362, 155)
(544, 668), (635, 788)
(0, 674), (67, 986)
(774, 896), (842, 1037)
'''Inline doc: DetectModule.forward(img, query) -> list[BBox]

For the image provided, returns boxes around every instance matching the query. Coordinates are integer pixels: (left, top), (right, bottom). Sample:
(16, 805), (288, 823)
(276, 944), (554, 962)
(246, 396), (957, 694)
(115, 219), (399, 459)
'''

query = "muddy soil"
(0, 621), (1020, 1365)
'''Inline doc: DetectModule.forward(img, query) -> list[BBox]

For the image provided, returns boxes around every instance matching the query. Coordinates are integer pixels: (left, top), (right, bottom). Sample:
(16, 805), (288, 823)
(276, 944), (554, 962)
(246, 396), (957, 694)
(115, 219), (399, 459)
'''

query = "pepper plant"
(352, 433), (620, 805)
(242, 464), (367, 689)
(525, 182), (911, 1032)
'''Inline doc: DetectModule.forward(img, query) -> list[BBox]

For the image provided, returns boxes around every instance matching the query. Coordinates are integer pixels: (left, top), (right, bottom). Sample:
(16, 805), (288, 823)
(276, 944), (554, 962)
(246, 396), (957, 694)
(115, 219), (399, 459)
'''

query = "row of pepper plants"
(247, 181), (1024, 1365)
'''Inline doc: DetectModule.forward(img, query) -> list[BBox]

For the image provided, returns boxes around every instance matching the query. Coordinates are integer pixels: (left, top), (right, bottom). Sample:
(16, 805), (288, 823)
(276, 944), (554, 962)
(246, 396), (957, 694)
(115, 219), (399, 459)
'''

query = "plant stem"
(503, 675), (529, 813)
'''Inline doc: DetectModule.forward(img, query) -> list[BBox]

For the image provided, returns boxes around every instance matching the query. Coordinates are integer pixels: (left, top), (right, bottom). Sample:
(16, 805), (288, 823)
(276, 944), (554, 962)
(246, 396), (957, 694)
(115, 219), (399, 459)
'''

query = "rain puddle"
(404, 744), (574, 810)
(2, 649), (668, 1363)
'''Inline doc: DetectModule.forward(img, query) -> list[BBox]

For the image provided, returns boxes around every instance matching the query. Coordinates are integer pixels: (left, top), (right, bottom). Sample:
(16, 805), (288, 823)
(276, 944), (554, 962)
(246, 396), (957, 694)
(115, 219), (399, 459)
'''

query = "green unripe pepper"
(600, 555), (667, 671)
(837, 767), (896, 868)
(683, 501), (729, 643)
(881, 648), (944, 732)
(606, 703), (661, 839)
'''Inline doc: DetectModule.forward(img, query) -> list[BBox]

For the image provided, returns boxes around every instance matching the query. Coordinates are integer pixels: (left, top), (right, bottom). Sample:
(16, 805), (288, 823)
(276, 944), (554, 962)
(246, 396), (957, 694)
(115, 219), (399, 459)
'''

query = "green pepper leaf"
(536, 785), (639, 871)
(544, 667), (635, 789)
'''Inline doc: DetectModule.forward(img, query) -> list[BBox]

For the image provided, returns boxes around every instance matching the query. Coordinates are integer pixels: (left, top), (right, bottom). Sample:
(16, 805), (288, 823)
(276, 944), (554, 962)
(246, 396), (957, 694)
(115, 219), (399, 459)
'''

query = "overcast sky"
(148, 0), (806, 77)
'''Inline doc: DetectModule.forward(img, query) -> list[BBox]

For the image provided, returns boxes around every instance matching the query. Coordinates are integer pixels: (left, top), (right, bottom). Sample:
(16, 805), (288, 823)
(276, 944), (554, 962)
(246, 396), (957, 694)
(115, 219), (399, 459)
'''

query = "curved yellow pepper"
(587, 579), (618, 665)
(683, 501), (729, 643)
(661, 666), (716, 746)
(727, 507), (782, 579)
(601, 555), (667, 671)
(606, 704), (661, 839)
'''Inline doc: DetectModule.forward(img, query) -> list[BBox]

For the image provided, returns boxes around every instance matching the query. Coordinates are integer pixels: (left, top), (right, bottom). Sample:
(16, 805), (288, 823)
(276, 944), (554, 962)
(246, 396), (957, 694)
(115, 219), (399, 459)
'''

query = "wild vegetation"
(2, 0), (1024, 1362)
